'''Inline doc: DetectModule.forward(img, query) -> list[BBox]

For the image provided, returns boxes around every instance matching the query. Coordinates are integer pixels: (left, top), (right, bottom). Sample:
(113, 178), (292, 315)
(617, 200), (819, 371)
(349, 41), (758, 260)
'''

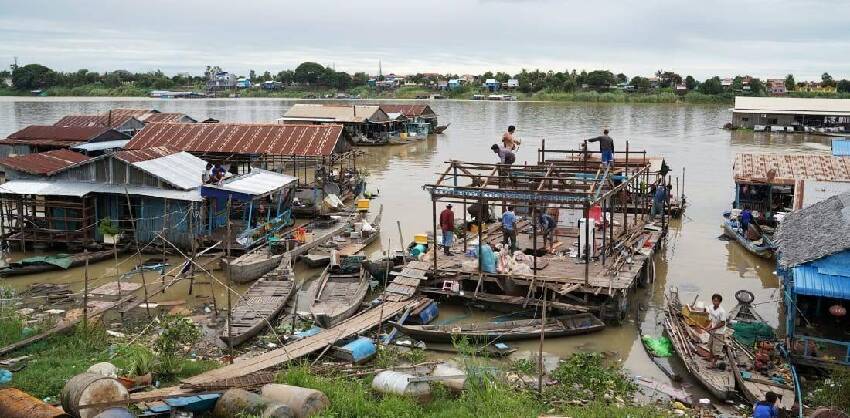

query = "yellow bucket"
(356, 198), (370, 211)
(414, 233), (429, 245)
(400, 132), (408, 139)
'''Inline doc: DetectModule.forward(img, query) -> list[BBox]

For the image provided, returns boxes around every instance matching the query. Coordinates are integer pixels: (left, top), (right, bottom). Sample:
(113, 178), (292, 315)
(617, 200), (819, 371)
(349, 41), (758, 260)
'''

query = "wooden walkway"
(182, 299), (416, 386)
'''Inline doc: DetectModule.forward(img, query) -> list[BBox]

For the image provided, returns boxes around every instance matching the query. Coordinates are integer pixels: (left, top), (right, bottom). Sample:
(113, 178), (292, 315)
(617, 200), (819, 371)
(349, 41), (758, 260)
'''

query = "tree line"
(4, 62), (850, 95)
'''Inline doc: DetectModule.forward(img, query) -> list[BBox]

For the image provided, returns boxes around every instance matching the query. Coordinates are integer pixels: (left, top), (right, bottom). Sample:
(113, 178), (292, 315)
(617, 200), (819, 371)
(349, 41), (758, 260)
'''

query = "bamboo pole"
(124, 190), (151, 319)
(537, 285), (546, 395)
(83, 249), (89, 331)
(226, 196), (233, 364)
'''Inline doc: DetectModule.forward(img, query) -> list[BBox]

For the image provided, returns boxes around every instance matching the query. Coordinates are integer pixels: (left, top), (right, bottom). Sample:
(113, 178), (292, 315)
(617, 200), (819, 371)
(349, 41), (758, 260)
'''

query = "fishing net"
(641, 335), (674, 357)
(333, 255), (366, 274)
(732, 321), (775, 346)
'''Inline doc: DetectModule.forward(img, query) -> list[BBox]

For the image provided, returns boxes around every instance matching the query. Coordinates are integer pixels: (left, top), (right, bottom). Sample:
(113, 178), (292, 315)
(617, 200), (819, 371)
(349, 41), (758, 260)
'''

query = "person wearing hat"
(439, 204), (455, 255)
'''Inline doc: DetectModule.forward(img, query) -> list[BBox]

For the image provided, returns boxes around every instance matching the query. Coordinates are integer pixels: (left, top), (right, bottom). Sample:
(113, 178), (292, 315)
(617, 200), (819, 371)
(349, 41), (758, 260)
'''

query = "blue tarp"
(832, 138), (850, 156)
(792, 251), (850, 300)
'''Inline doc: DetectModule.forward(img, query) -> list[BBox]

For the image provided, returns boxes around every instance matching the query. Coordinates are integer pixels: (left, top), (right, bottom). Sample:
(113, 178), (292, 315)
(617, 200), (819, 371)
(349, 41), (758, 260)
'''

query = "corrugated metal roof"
(208, 168), (296, 196)
(7, 125), (111, 142)
(0, 149), (90, 175)
(378, 104), (435, 117)
(141, 112), (196, 123)
(733, 153), (850, 184)
(125, 123), (345, 157)
(734, 96), (850, 114)
(792, 252), (850, 300)
(0, 180), (202, 201)
(115, 147), (179, 163)
(54, 115), (140, 129)
(131, 151), (208, 190)
(832, 139), (850, 156)
(282, 104), (387, 123)
(104, 108), (156, 122)
(71, 140), (130, 152)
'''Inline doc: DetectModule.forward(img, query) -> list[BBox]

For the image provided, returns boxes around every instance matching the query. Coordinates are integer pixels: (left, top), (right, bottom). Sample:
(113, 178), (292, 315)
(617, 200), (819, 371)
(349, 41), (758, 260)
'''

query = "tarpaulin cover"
(732, 321), (775, 346)
(11, 254), (72, 269)
(641, 335), (673, 357)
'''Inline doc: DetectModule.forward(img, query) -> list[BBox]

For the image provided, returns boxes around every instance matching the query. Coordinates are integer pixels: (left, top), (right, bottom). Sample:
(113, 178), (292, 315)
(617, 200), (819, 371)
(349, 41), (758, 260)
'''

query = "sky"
(1, 0), (849, 81)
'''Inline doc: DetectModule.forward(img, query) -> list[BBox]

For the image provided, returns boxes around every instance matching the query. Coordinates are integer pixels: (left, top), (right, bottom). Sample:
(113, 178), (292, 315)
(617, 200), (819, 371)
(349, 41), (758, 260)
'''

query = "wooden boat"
(721, 218), (774, 259)
(362, 252), (405, 281)
(226, 215), (353, 283)
(220, 257), (295, 346)
(726, 292), (797, 413)
(301, 205), (383, 265)
(0, 247), (122, 277)
(310, 265), (370, 328)
(664, 288), (736, 400)
(389, 313), (605, 343)
(433, 123), (450, 134)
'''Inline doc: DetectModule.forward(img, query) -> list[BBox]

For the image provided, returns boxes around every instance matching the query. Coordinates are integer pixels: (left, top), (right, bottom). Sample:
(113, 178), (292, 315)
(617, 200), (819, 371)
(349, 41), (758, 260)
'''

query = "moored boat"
(664, 287), (736, 400)
(0, 247), (123, 277)
(726, 290), (797, 413)
(433, 123), (450, 134)
(389, 313), (605, 343)
(220, 257), (295, 346)
(300, 205), (383, 265)
(721, 217), (774, 259)
(310, 262), (370, 328)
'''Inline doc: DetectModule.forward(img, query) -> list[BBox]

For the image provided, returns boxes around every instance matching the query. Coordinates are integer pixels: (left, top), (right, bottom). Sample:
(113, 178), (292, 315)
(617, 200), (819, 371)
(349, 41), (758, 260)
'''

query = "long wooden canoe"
(310, 266), (370, 329)
(0, 247), (122, 277)
(301, 205), (383, 264)
(664, 288), (736, 400)
(220, 257), (295, 346)
(721, 219), (774, 259)
(389, 313), (604, 343)
(726, 298), (797, 412)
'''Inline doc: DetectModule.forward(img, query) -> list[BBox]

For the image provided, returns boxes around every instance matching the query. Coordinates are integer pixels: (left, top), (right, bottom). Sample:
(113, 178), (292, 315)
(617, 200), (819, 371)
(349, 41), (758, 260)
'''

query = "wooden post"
(537, 285), (546, 396)
(226, 196), (234, 364)
(161, 199), (168, 288)
(124, 191), (151, 320)
(83, 249), (89, 331)
(682, 166), (686, 201)
(532, 206), (538, 272)
(188, 202), (195, 295)
(601, 198), (607, 265)
(477, 201), (484, 273)
(462, 198), (468, 253)
(584, 201), (590, 285)
(432, 199), (438, 275)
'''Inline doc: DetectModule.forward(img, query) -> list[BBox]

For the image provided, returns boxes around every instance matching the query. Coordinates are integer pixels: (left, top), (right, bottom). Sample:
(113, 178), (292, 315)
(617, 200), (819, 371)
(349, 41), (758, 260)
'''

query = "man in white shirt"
(705, 293), (727, 359)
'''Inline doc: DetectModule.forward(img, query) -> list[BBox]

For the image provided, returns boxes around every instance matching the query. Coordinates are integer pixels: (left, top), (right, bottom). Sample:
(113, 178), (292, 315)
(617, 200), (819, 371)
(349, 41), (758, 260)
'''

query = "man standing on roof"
(439, 204), (455, 256)
(502, 125), (520, 150)
(587, 129), (615, 166)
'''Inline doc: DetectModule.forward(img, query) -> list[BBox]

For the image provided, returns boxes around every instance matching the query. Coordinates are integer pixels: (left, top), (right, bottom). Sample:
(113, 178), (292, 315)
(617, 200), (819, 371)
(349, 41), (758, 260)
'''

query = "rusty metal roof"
(140, 112), (196, 123)
(377, 104), (435, 117)
(7, 125), (111, 142)
(0, 149), (90, 175)
(104, 108), (157, 121)
(125, 123), (345, 157)
(114, 147), (180, 163)
(282, 104), (387, 123)
(733, 153), (850, 184)
(53, 115), (139, 129)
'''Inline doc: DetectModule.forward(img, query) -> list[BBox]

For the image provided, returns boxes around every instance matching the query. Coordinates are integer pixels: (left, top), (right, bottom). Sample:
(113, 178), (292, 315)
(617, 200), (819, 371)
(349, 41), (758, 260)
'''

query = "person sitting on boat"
(502, 125), (521, 150)
(752, 391), (779, 418)
(650, 181), (668, 220)
(587, 129), (615, 166)
(704, 293), (728, 360)
(537, 210), (557, 252)
(439, 204), (455, 256)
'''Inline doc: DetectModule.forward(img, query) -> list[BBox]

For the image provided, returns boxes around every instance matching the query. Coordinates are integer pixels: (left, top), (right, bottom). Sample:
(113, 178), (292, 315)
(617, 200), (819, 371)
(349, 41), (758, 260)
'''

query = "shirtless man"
(502, 125), (520, 150)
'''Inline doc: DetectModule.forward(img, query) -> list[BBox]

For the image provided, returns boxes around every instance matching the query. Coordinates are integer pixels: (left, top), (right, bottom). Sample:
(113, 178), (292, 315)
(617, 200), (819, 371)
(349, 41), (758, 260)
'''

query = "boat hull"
(225, 249), (283, 284)
(311, 268), (369, 329)
(0, 248), (120, 277)
(722, 221), (773, 259)
(390, 313), (605, 343)
(220, 259), (295, 346)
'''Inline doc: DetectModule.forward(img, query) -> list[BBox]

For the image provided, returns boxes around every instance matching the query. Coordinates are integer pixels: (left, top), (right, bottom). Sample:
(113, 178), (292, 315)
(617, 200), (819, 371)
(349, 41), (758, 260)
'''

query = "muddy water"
(0, 97), (832, 392)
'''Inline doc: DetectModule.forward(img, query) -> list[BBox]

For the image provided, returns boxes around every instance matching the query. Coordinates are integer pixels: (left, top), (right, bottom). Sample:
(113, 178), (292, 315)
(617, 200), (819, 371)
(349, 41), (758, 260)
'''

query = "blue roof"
(832, 138), (850, 156)
(792, 251), (850, 299)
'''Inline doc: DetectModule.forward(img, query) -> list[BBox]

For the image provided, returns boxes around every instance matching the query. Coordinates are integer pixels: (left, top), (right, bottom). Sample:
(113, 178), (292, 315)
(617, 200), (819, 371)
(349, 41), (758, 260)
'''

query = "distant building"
(505, 79), (519, 89)
(0, 126), (130, 157)
(721, 78), (734, 89)
(207, 71), (237, 91)
(484, 79), (500, 92)
(261, 81), (283, 90)
(767, 79), (787, 95)
(436, 80), (449, 90)
(731, 96), (850, 129)
(674, 84), (688, 95)
(460, 74), (477, 83)
(236, 78), (252, 89)
(447, 79), (462, 90)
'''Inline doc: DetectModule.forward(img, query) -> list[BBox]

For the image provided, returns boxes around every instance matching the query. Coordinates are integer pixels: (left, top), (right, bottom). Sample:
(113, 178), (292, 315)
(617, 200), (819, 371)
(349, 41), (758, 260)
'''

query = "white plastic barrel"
(371, 371), (431, 400)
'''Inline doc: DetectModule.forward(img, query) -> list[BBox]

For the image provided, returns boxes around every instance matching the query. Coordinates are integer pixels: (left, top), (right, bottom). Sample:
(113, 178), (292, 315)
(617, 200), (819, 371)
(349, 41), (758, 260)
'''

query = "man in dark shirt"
(439, 204), (455, 255)
(587, 129), (615, 166)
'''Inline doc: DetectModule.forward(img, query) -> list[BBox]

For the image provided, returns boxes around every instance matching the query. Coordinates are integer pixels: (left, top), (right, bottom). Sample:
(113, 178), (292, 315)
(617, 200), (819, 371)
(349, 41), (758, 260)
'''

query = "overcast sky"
(1, 0), (848, 80)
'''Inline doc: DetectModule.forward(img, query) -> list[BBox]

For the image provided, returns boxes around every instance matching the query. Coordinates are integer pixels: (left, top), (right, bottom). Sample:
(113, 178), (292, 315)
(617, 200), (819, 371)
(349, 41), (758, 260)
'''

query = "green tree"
(276, 70), (296, 84)
(837, 79), (850, 94)
(749, 78), (766, 96)
(494, 72), (511, 83)
(352, 72), (369, 85)
(585, 70), (616, 91)
(293, 62), (326, 85)
(655, 70), (682, 88)
(629, 76), (652, 93)
(822, 72), (835, 87)
(684, 75), (697, 90)
(615, 73), (628, 84)
(12, 63), (57, 90)
(784, 74), (795, 91)
(699, 76), (723, 95)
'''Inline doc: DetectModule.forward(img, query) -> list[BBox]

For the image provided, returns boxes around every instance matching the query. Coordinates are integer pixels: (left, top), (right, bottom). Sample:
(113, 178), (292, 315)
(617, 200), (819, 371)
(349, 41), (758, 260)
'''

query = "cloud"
(0, 0), (848, 80)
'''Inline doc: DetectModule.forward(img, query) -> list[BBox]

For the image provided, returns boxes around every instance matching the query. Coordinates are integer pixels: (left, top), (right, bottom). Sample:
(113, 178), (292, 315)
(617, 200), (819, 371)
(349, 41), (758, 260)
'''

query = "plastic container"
(413, 233), (429, 245)
(356, 199), (370, 211)
(93, 407), (134, 418)
(213, 389), (292, 418)
(432, 363), (466, 392)
(260, 384), (329, 418)
(61, 373), (129, 418)
(410, 244), (427, 257)
(339, 337), (377, 364)
(371, 371), (431, 400)
(479, 244), (496, 273)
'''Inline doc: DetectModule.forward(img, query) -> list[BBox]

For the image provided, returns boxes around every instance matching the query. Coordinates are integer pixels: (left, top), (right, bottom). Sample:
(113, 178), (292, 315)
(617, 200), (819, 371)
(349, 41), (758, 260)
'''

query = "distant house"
(505, 79), (519, 89)
(767, 79), (787, 95)
(447, 79), (462, 90)
(236, 78), (252, 89)
(0, 126), (130, 157)
(378, 104), (439, 133)
(460, 74), (477, 83)
(54, 108), (196, 135)
(279, 104), (393, 143)
(207, 71), (237, 91)
(674, 84), (688, 95)
(775, 192), (850, 368)
(484, 79), (500, 92)
(721, 78), (734, 89)
(436, 80), (449, 90)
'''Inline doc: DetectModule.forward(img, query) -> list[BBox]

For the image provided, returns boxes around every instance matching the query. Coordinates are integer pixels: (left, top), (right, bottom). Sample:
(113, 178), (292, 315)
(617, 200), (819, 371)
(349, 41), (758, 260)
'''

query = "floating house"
(0, 147), (207, 250)
(732, 96), (850, 130)
(124, 123), (362, 217)
(54, 115), (144, 134)
(378, 104), (438, 135)
(278, 104), (394, 144)
(0, 126), (130, 158)
(776, 192), (850, 369)
(731, 152), (850, 216)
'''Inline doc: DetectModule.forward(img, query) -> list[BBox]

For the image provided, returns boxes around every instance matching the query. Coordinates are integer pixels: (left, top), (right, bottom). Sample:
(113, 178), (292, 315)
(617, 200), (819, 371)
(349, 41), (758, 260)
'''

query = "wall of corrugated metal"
(134, 197), (200, 248)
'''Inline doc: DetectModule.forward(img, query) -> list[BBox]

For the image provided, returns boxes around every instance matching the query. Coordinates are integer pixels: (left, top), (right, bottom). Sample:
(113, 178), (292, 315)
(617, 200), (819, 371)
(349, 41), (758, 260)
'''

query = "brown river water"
(0, 97), (833, 399)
